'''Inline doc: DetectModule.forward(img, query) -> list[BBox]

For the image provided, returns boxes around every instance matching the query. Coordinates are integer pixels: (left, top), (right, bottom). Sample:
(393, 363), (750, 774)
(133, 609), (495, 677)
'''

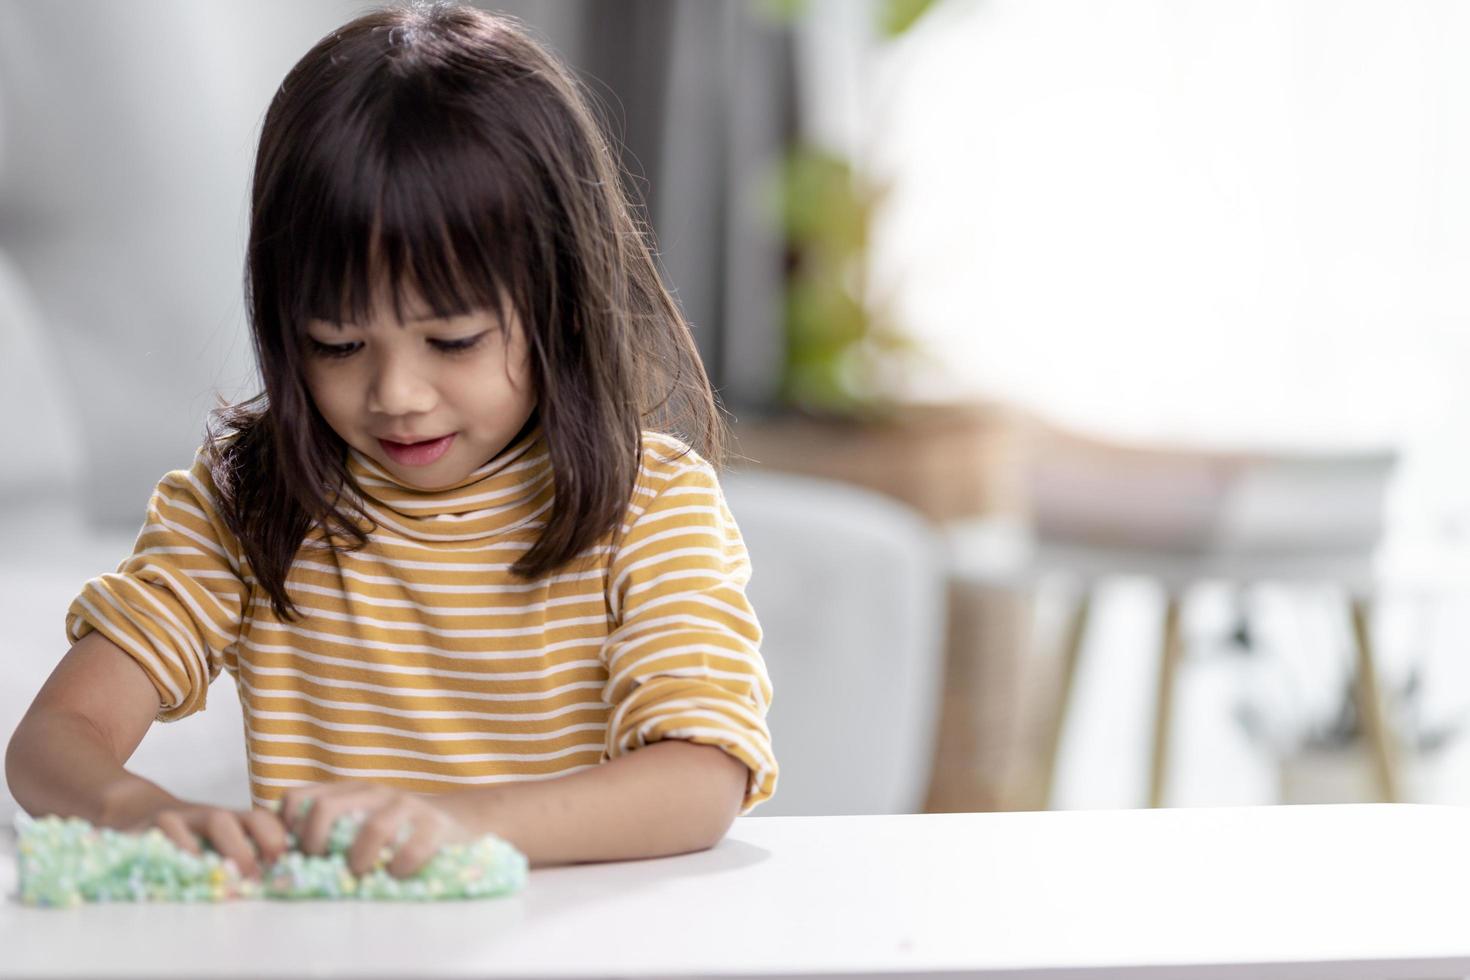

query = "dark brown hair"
(206, 2), (725, 622)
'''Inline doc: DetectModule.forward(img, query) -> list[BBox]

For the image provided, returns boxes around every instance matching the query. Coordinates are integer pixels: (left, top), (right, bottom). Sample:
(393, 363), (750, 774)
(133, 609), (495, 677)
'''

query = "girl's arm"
(5, 630), (174, 827)
(5, 631), (286, 877)
(432, 739), (750, 866)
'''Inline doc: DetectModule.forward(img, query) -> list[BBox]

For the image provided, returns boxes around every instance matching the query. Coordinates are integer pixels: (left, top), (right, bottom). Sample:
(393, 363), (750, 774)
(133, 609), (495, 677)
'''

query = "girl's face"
(302, 285), (538, 491)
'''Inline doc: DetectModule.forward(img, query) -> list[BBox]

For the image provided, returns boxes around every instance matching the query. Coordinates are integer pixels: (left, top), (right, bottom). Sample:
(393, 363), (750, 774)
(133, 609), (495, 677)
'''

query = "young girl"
(5, 2), (776, 880)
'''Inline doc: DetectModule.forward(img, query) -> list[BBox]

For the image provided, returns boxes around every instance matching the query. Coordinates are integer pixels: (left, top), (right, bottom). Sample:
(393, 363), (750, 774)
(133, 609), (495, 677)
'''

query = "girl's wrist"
(96, 773), (180, 829)
(426, 785), (516, 841)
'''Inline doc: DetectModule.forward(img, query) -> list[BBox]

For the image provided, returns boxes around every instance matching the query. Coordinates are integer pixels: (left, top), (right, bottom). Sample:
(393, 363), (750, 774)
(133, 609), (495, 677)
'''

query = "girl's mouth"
(379, 433), (456, 466)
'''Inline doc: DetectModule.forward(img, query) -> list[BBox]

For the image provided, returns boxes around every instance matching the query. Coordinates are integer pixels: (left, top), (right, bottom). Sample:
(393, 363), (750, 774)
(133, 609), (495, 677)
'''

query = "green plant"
(759, 0), (943, 420)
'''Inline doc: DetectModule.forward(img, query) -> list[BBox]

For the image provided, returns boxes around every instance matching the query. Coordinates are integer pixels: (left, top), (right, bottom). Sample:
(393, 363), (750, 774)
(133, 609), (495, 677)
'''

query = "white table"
(4, 805), (1470, 979)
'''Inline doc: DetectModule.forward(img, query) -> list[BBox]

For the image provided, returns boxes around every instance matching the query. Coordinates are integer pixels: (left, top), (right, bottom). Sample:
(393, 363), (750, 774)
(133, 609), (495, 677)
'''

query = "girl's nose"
(366, 355), (437, 416)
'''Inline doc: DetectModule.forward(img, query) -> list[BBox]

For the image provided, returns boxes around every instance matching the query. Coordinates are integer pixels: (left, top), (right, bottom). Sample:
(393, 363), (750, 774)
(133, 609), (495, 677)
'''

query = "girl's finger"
(154, 810), (203, 856)
(275, 790), (300, 834)
(300, 786), (387, 856)
(278, 788), (321, 835)
(387, 815), (443, 879)
(200, 809), (262, 880)
(242, 806), (291, 865)
(346, 800), (412, 877)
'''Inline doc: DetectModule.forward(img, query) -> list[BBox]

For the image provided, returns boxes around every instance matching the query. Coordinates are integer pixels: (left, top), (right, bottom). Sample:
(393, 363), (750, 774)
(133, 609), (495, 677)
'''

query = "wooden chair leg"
(1149, 594), (1185, 808)
(1035, 590), (1093, 810)
(1348, 598), (1401, 802)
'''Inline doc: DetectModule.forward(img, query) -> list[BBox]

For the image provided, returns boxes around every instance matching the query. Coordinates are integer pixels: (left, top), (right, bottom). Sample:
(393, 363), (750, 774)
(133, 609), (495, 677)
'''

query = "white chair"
(721, 468), (949, 815)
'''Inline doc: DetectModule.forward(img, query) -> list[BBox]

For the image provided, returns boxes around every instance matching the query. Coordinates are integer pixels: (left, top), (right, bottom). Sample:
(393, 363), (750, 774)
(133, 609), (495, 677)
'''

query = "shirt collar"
(341, 421), (553, 541)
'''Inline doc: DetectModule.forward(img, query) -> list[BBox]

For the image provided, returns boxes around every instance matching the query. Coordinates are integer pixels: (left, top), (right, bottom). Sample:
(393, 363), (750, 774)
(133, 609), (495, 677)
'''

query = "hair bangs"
(286, 88), (530, 338)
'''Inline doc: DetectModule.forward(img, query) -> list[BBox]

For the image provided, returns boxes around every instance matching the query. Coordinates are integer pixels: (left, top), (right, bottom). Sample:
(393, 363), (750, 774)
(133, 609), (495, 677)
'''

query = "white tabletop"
(4, 805), (1470, 979)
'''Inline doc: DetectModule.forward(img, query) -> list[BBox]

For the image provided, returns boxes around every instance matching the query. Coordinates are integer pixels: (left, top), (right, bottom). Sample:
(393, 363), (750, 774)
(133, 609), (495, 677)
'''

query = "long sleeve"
(63, 444), (250, 722)
(602, 441), (778, 814)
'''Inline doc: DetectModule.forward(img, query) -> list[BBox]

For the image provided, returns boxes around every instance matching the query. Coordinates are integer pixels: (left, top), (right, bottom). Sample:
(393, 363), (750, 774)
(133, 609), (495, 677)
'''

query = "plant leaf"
(879, 0), (940, 37)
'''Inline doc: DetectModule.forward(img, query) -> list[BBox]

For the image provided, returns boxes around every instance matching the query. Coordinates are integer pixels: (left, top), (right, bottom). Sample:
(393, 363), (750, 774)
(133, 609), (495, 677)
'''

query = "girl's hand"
(125, 801), (290, 881)
(278, 780), (476, 878)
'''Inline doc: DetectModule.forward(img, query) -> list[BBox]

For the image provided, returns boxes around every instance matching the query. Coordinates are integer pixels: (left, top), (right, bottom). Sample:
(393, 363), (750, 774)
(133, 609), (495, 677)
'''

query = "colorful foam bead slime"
(15, 812), (261, 907)
(15, 799), (527, 907)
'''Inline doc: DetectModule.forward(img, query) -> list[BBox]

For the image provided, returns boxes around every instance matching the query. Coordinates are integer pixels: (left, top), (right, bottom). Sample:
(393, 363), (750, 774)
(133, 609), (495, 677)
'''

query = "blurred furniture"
(948, 423), (1401, 809)
(721, 469), (948, 815)
(731, 402), (1035, 812)
(0, 252), (86, 505)
(8, 804), (1470, 978)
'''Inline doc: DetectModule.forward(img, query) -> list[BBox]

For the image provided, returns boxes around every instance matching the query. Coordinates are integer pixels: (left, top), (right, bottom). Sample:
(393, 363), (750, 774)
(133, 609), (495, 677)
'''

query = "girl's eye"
(308, 339), (361, 359)
(306, 332), (490, 360)
(431, 331), (490, 355)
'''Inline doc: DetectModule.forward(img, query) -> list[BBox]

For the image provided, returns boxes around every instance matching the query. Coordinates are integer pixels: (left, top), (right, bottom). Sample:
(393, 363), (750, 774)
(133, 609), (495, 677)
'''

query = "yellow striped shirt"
(65, 424), (777, 813)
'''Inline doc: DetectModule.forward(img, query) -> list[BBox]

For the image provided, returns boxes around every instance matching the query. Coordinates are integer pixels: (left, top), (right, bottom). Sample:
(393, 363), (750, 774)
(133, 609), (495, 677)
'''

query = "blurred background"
(5, 0), (1470, 822)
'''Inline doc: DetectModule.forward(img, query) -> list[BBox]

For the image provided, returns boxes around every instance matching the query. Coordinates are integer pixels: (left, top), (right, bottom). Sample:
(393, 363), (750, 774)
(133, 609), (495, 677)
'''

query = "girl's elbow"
(699, 795), (742, 850)
(699, 749), (749, 847)
(664, 740), (748, 850)
(685, 810), (737, 855)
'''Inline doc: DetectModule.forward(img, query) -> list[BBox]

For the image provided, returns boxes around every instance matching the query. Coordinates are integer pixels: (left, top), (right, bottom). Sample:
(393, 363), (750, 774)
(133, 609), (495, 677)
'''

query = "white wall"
(798, 0), (1470, 563)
